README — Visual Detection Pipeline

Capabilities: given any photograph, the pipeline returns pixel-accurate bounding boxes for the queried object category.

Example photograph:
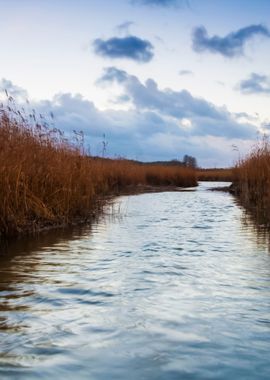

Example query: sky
[0,0,270,167]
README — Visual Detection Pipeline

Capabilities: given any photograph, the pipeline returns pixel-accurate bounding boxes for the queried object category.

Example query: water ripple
[0,182,270,379]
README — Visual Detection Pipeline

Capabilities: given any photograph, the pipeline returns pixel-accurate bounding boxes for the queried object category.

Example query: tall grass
[0,102,196,238]
[196,168,233,182]
[233,138,270,225]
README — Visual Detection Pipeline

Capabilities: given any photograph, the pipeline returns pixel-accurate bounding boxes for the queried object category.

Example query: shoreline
[113,183,198,196]
[1,184,197,242]
[208,183,235,194]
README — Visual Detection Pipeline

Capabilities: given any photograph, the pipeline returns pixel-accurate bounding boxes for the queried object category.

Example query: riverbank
[206,139,270,227]
[231,140,270,226]
[0,104,197,239]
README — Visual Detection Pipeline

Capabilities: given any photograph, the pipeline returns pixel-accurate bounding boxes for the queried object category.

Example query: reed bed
[196,168,233,182]
[0,102,196,239]
[233,139,270,225]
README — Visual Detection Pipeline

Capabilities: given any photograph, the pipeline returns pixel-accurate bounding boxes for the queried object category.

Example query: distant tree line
[182,154,197,169]
[108,154,198,168]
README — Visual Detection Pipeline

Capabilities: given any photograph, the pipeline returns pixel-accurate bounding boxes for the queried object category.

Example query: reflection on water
[236,197,270,252]
[0,182,270,380]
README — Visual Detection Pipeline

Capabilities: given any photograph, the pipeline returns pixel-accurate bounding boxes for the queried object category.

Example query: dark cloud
[238,73,270,94]
[179,70,193,76]
[31,92,173,158]
[192,24,270,57]
[2,75,258,167]
[98,66,257,140]
[132,0,188,7]
[93,36,154,62]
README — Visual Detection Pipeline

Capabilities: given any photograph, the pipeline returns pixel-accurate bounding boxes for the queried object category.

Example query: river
[0,182,270,379]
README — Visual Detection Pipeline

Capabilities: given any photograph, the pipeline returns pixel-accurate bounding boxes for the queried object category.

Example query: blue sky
[1,0,270,166]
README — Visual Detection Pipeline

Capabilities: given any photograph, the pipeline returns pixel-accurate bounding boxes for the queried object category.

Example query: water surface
[0,182,270,379]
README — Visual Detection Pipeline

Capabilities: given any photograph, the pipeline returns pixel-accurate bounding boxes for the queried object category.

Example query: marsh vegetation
[233,139,270,226]
[0,102,196,239]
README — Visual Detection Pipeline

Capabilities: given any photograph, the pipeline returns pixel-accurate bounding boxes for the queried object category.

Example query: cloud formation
[0,74,258,167]
[238,73,270,94]
[93,36,154,62]
[100,68,209,119]
[192,24,270,57]
[98,66,256,140]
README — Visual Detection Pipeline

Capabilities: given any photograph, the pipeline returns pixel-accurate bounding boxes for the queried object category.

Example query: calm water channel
[0,182,270,379]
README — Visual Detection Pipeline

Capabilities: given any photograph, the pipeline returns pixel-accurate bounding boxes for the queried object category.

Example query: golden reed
[233,138,270,225]
[0,102,196,238]
[196,168,233,182]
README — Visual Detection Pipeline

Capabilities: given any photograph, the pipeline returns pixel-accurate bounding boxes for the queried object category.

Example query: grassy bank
[0,104,196,239]
[233,139,270,225]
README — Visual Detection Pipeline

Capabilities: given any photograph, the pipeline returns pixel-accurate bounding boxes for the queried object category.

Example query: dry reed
[197,168,233,182]
[233,138,270,225]
[0,101,196,238]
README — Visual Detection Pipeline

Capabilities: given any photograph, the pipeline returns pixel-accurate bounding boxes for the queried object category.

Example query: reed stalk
[0,102,197,238]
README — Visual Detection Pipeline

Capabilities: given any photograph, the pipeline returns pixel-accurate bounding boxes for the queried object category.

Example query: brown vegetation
[0,102,196,239]
[196,168,233,182]
[233,139,270,225]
